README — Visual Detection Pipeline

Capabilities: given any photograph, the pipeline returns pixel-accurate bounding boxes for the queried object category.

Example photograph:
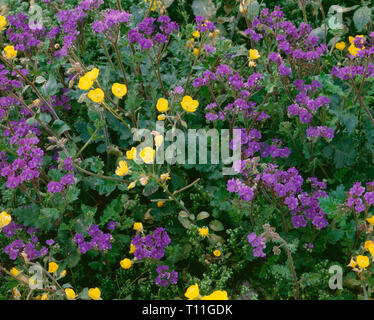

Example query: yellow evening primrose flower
[48,262,59,273]
[10,267,19,277]
[115,160,129,176]
[160,173,170,182]
[349,35,364,44]
[112,83,127,99]
[0,211,12,228]
[201,290,229,300]
[4,45,17,59]
[158,114,166,121]
[157,201,165,208]
[156,98,169,112]
[185,283,199,300]
[41,294,48,300]
[249,49,260,60]
[88,287,101,300]
[120,258,132,269]
[139,147,155,164]
[193,48,199,57]
[126,147,137,160]
[85,68,100,81]
[213,249,221,257]
[0,16,7,29]
[129,244,136,254]
[133,222,143,232]
[181,95,199,113]
[348,45,360,57]
[198,226,209,237]
[192,30,200,38]
[154,134,164,149]
[65,288,76,300]
[364,241,374,251]
[78,75,93,90]
[366,216,374,225]
[335,42,346,51]
[356,255,370,269]
[348,258,357,268]
[88,88,105,103]
[128,181,136,190]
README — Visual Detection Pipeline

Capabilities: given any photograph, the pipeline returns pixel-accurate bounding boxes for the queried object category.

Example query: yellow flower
[158,114,166,121]
[128,181,136,190]
[201,290,228,300]
[0,211,12,228]
[249,49,260,60]
[157,201,165,208]
[4,45,17,59]
[88,287,101,300]
[85,68,100,81]
[248,61,256,68]
[366,216,374,225]
[369,246,374,257]
[65,288,76,300]
[356,255,370,269]
[198,226,209,237]
[126,147,137,160]
[154,134,164,149]
[10,267,19,277]
[133,222,143,232]
[192,30,200,38]
[41,294,48,300]
[0,16,7,29]
[78,76,93,90]
[348,45,360,57]
[160,173,171,182]
[129,244,136,254]
[181,95,199,113]
[88,88,105,103]
[60,270,67,277]
[213,249,221,257]
[348,258,357,268]
[335,42,345,51]
[185,283,199,300]
[115,160,129,176]
[349,35,364,44]
[156,98,169,112]
[193,48,199,57]
[139,147,155,164]
[120,258,132,269]
[112,83,127,99]
[364,241,374,251]
[48,262,59,273]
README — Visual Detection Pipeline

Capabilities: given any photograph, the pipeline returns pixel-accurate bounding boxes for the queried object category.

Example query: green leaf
[209,219,224,231]
[197,211,210,221]
[192,0,216,20]
[353,6,371,32]
[52,120,70,136]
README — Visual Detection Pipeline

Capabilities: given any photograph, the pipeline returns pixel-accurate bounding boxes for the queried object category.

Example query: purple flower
[47,181,63,193]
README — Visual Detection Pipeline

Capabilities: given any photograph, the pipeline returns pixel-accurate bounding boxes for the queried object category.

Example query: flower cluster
[55,0,104,58]
[346,182,374,213]
[74,225,114,254]
[0,120,42,189]
[5,12,46,52]
[247,232,266,258]
[131,227,171,260]
[287,80,330,124]
[306,126,334,141]
[92,9,130,34]
[154,265,178,287]
[128,15,179,50]
[4,226,48,260]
